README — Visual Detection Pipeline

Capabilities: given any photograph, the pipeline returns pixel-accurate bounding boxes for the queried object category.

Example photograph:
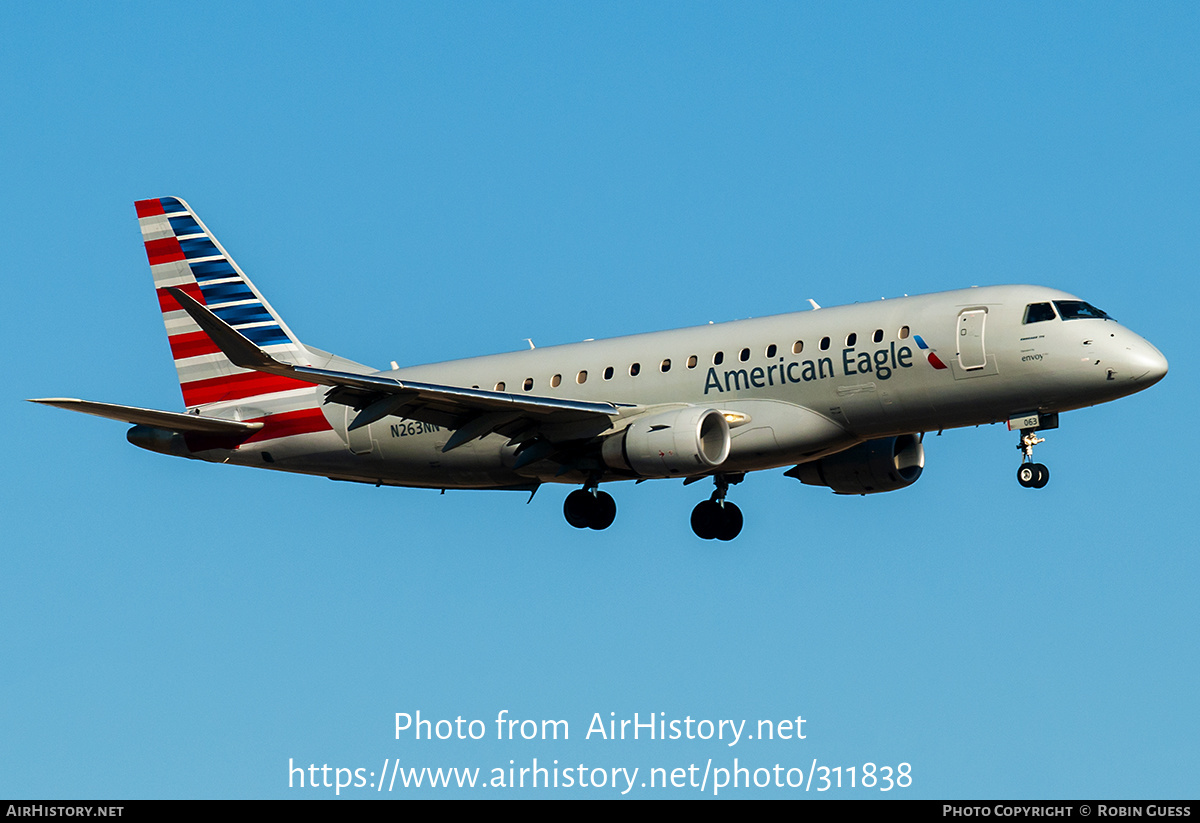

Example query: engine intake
[602,407,731,478]
[788,434,924,494]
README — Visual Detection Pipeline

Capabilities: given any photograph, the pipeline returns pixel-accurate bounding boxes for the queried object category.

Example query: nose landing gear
[1016,428,1050,489]
[691,473,744,541]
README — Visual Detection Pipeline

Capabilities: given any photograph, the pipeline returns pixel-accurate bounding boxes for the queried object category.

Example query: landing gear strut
[1016,428,1050,489]
[563,482,616,530]
[691,474,744,541]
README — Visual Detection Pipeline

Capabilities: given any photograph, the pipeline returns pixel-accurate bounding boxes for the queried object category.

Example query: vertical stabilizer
[134,196,317,411]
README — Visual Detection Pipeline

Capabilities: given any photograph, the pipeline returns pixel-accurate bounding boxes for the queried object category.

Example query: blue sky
[3,2,1198,798]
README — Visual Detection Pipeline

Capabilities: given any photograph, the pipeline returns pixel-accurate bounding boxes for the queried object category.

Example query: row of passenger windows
[482,326,914,392]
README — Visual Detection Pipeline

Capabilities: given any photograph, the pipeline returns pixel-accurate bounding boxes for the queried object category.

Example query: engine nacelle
[788,434,924,494]
[601,407,731,478]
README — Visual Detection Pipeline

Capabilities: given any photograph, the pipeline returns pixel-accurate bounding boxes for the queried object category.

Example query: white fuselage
[209,284,1166,490]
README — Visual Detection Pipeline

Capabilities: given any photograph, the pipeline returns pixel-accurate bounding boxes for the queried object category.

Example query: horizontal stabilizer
[28,398,264,435]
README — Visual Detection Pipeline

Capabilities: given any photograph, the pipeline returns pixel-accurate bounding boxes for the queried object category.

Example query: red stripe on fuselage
[181,372,317,407]
[244,408,333,443]
[181,407,332,452]
[135,198,166,218]
[145,236,185,266]
[157,283,205,313]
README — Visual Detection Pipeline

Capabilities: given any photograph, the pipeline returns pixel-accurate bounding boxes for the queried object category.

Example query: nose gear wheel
[1017,462,1049,489]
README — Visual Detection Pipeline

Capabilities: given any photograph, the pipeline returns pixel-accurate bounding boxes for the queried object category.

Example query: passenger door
[957,309,988,370]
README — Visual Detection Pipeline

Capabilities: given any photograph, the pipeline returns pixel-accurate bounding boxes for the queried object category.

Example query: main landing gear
[562,473,748,539]
[691,474,744,541]
[563,485,617,530]
[1016,428,1050,489]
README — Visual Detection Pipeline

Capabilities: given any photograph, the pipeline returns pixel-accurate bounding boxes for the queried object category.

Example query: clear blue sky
[3,2,1197,798]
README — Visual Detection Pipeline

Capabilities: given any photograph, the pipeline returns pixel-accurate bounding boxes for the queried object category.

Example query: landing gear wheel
[714,502,743,541]
[589,491,616,530]
[564,490,594,529]
[563,489,617,530]
[691,500,721,539]
[691,500,743,541]
[692,473,746,540]
[1017,463,1050,489]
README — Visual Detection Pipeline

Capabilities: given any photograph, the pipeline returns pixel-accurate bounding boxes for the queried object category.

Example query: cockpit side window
[1054,300,1112,321]
[1023,302,1057,324]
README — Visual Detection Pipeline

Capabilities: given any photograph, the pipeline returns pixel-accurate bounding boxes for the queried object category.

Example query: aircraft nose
[1127,337,1168,385]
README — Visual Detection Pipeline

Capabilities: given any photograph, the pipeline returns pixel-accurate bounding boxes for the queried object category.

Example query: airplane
[31,196,1168,540]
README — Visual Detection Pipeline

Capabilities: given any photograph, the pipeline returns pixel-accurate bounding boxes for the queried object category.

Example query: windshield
[1053,300,1112,321]
[1023,302,1057,324]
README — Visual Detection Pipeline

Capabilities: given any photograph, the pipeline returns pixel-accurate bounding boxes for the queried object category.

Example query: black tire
[1031,463,1050,489]
[563,489,595,529]
[1017,464,1036,487]
[589,491,617,530]
[691,500,721,540]
[714,502,743,541]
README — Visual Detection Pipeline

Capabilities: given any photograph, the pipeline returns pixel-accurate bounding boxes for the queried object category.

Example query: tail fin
[134,196,317,410]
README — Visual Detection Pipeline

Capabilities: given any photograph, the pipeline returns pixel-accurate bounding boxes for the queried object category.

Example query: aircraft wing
[27,398,263,435]
[165,287,634,447]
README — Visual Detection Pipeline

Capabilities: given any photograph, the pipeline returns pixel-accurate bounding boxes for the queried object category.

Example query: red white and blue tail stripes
[135,196,320,410]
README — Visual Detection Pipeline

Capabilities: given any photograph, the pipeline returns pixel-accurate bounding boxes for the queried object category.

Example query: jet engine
[787,434,924,494]
[601,407,731,478]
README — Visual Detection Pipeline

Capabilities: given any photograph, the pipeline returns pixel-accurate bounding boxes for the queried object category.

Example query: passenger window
[820,336,830,351]
[792,340,804,355]
[603,366,614,380]
[739,348,751,362]
[766,344,777,358]
[630,363,640,376]
[687,355,698,369]
[551,374,561,388]
[660,359,671,373]
[899,326,910,340]
[713,351,724,365]
[577,370,587,384]
[846,332,857,347]
[1024,303,1057,324]
[873,329,883,343]
[495,381,505,391]
[523,378,533,391]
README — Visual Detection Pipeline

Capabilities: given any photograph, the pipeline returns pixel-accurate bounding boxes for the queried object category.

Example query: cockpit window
[1023,302,1057,324]
[1054,300,1112,321]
